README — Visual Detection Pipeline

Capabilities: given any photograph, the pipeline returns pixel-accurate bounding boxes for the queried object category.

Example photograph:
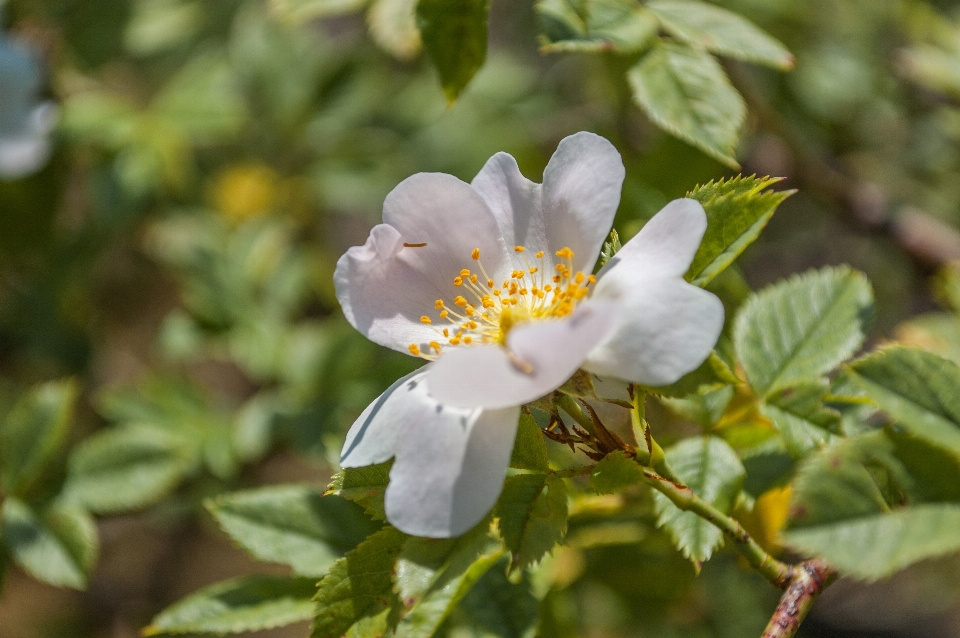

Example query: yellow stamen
[420,316,432,324]
[471,248,480,260]
[409,344,421,356]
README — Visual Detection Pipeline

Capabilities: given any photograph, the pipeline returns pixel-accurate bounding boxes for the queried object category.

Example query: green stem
[639,468,793,588]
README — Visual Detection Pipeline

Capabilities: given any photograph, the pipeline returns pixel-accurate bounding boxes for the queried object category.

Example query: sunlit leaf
[536,0,658,53]
[325,461,392,521]
[2,499,98,590]
[647,0,793,70]
[146,576,317,635]
[417,0,490,102]
[654,436,744,563]
[686,175,794,287]
[63,425,195,514]
[510,412,549,472]
[367,0,422,60]
[760,381,843,458]
[497,474,568,569]
[628,42,745,167]
[0,380,77,497]
[311,527,407,638]
[847,346,960,457]
[208,486,381,577]
[590,451,644,494]
[734,266,874,396]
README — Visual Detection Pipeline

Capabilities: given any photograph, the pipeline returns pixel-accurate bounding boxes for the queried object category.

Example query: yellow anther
[454,296,468,307]
[430,341,442,353]
[535,251,544,259]
[443,328,450,337]
[453,276,463,286]
[470,274,478,284]
[440,310,449,319]
[529,267,538,274]
[471,248,481,260]
[435,299,445,309]
[465,305,475,316]
[460,268,471,277]
[420,316,432,324]
[556,247,575,259]
[544,284,553,292]
[450,337,461,345]
[469,320,478,329]
[588,274,597,284]
[493,289,501,296]
[487,279,494,288]
[519,288,528,295]
[409,344,421,356]
[552,275,561,283]
[464,336,473,344]
[575,272,585,284]
[514,246,525,252]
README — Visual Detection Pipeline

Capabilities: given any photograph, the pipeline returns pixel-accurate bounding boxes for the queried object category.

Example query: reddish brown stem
[761,559,838,638]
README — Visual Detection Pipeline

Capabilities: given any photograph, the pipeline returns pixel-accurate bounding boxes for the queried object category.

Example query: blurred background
[2,0,960,636]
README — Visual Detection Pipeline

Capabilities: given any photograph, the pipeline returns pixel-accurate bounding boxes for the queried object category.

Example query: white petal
[542,132,625,275]
[340,369,424,468]
[471,151,547,258]
[334,224,441,352]
[383,172,513,285]
[335,172,513,354]
[386,398,520,538]
[597,198,706,282]
[427,301,621,409]
[585,277,724,385]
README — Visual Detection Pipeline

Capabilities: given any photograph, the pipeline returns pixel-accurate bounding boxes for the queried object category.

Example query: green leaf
[269,0,369,23]
[760,381,843,458]
[784,504,960,581]
[367,0,422,60]
[653,436,744,563]
[644,351,739,398]
[510,412,549,472]
[784,431,960,580]
[590,451,644,494]
[458,560,539,638]
[661,386,735,428]
[207,486,381,577]
[146,576,317,635]
[497,474,568,569]
[627,42,745,168]
[847,346,960,457]
[63,426,195,514]
[686,176,794,287]
[2,499,98,590]
[734,266,874,396]
[787,433,902,529]
[536,0,658,53]
[417,0,490,102]
[0,380,78,497]
[325,461,392,521]
[393,526,503,636]
[311,526,407,638]
[646,0,793,70]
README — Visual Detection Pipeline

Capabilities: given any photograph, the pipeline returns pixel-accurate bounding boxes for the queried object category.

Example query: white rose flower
[335,132,724,538]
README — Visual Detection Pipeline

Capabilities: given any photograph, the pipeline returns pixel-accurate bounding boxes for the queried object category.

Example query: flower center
[408,245,595,359]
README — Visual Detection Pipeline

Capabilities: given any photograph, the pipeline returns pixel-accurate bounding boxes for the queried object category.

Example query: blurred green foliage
[3,0,960,637]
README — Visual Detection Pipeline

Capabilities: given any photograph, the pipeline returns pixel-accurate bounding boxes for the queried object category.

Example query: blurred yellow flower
[737,485,793,554]
[211,164,279,222]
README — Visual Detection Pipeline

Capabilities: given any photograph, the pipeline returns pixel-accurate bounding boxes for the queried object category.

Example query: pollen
[408,244,595,359]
